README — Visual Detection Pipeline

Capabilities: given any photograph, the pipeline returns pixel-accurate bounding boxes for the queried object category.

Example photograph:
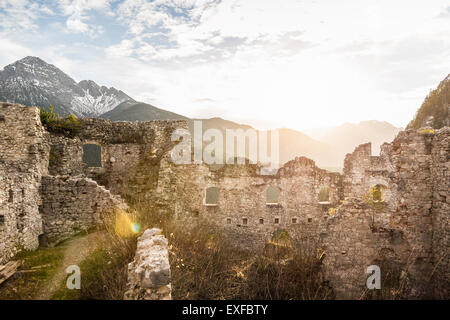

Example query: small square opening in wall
[292,218,297,224]
[259,218,264,224]
[82,144,102,168]
[0,215,5,226]
[274,218,279,224]
[242,218,248,225]
[308,218,312,223]
[226,218,232,224]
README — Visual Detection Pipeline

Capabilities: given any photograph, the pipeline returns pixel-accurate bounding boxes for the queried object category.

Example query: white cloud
[58,0,113,37]
[0,0,53,33]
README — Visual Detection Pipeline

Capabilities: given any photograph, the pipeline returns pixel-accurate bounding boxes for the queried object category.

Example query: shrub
[39,106,83,137]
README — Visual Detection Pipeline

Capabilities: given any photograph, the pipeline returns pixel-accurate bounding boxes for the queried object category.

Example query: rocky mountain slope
[0,56,133,117]
[407,74,450,130]
[100,101,187,121]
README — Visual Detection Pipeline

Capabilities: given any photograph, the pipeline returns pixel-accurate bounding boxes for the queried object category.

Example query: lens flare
[115,210,140,237]
[131,222,141,234]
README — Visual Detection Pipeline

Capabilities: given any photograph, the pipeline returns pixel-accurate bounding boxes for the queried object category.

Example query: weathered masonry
[0,102,448,299]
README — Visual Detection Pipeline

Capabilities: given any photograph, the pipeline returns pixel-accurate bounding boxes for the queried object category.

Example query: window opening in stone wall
[266,186,280,204]
[274,218,279,224]
[242,218,248,225]
[259,218,264,224]
[227,218,231,224]
[205,187,219,205]
[292,218,297,224]
[373,184,386,202]
[318,186,330,202]
[0,215,5,227]
[308,218,312,223]
[8,189,13,203]
[82,144,102,168]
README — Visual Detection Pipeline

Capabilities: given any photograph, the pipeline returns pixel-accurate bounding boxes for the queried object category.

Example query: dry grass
[128,204,333,300]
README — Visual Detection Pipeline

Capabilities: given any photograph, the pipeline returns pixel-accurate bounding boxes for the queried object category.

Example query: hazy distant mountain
[0,56,133,116]
[100,101,187,121]
[277,128,336,167]
[407,74,450,130]
[185,118,336,169]
[311,121,402,163]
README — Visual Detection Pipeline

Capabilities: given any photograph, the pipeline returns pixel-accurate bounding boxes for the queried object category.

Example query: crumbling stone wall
[47,118,184,199]
[154,155,342,249]
[430,127,449,298]
[124,228,171,300]
[0,102,448,300]
[0,103,49,264]
[39,175,127,246]
[323,128,449,299]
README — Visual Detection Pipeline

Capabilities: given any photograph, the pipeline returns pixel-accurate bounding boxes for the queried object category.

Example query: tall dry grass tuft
[77,202,333,300]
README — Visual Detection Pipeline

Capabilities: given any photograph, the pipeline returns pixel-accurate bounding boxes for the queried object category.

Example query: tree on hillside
[407,74,450,130]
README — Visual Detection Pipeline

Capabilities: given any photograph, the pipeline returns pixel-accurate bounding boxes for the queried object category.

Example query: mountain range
[0,56,403,169]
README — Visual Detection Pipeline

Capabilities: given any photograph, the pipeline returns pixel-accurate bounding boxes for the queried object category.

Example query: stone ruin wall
[0,103,131,262]
[0,102,448,299]
[0,104,49,264]
[155,155,342,249]
[124,228,171,300]
[323,128,449,299]
[39,175,127,246]
[46,117,184,199]
[430,128,449,298]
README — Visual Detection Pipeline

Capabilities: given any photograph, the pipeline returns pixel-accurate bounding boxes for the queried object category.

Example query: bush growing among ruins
[419,128,436,134]
[362,186,386,230]
[328,207,337,216]
[39,106,83,137]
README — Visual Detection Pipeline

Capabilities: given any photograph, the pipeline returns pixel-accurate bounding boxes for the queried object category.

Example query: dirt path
[35,231,107,300]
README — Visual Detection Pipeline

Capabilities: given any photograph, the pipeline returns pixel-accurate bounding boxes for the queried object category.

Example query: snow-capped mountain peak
[0,56,134,116]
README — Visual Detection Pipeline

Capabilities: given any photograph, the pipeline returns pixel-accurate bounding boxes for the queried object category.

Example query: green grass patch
[0,247,64,300]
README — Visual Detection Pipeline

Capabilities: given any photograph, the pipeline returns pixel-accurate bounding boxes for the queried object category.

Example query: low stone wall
[124,228,171,300]
[39,175,127,246]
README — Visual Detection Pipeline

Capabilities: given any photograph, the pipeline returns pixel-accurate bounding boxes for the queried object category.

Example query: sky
[0,0,449,131]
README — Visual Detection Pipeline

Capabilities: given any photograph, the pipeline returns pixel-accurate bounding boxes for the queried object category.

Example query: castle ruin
[0,102,448,299]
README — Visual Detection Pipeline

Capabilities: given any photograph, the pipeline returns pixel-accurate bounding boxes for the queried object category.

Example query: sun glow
[114,210,141,237]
